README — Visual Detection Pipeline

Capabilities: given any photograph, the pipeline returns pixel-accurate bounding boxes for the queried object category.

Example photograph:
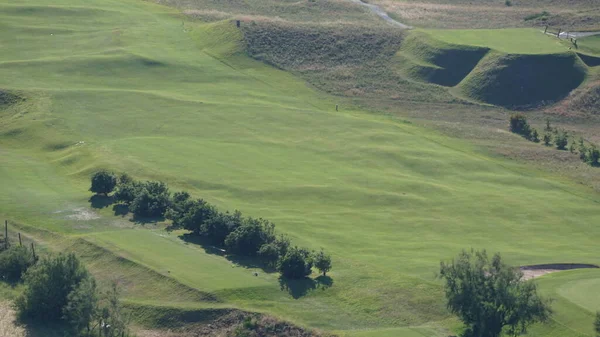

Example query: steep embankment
[458,52,587,108]
[392,32,489,87]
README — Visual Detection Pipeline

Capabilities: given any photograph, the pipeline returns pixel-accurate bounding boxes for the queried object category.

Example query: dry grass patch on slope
[0,302,24,337]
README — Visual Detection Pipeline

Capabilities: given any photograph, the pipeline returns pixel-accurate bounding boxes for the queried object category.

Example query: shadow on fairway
[179,234,277,273]
[278,277,317,299]
[112,204,129,217]
[88,194,113,209]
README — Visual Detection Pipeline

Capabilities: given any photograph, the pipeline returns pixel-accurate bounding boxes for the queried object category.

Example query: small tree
[531,129,540,143]
[588,146,600,166]
[201,210,243,246]
[313,249,332,276]
[16,253,92,323]
[0,246,35,283]
[594,311,600,337]
[439,250,551,337]
[63,277,98,334]
[569,142,576,153]
[225,217,276,256]
[555,131,568,150]
[277,247,313,279]
[97,282,130,337]
[543,132,552,146]
[90,171,117,195]
[129,181,171,218]
[545,118,552,133]
[509,114,531,139]
[113,180,141,205]
[579,138,588,161]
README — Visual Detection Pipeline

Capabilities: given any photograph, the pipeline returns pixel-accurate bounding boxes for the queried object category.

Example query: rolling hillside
[1,0,600,336]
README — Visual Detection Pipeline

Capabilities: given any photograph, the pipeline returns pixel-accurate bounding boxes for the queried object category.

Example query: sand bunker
[520,263,599,280]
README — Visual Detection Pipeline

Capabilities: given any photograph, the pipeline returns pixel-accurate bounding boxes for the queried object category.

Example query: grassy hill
[2,0,600,336]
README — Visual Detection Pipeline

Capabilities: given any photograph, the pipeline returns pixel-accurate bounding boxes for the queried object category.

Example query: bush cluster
[509,115,600,166]
[0,246,35,284]
[90,173,333,279]
[12,252,131,337]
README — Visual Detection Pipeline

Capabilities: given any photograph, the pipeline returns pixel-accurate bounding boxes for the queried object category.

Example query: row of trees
[509,114,600,166]
[90,171,332,279]
[0,244,130,336]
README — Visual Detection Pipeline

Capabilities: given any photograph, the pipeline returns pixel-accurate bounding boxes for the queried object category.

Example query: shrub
[97,282,131,337]
[531,129,540,143]
[313,249,332,276]
[509,113,531,139]
[202,210,243,246]
[16,253,92,323]
[166,194,216,234]
[63,276,98,333]
[277,247,313,279]
[439,250,551,337]
[595,311,600,337]
[114,180,141,205]
[130,181,171,218]
[90,170,117,195]
[258,235,290,268]
[555,131,568,150]
[0,246,35,283]
[588,146,600,166]
[579,138,588,161]
[543,132,552,146]
[225,217,276,256]
[505,0,512,6]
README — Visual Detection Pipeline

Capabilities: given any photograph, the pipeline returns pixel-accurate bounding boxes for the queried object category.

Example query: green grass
[423,28,569,54]
[1,0,600,336]
[578,35,600,58]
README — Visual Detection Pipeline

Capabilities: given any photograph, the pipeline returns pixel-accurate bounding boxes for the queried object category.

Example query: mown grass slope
[1,0,600,336]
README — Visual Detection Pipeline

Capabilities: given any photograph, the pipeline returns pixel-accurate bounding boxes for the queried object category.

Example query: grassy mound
[393,32,489,86]
[568,82,600,114]
[458,52,587,108]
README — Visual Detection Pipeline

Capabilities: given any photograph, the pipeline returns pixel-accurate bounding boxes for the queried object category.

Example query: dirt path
[349,0,412,29]
[520,263,598,280]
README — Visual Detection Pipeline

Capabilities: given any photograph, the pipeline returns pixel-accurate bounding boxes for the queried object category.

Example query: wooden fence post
[18,233,22,246]
[4,220,7,249]
[236,20,241,28]
[544,25,548,34]
[557,28,561,38]
[31,242,36,261]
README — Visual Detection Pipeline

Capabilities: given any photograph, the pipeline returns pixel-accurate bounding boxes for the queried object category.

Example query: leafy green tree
[130,181,171,218]
[16,253,92,323]
[0,246,35,283]
[258,235,291,268]
[555,131,568,150]
[313,249,332,276]
[90,170,117,195]
[166,194,216,234]
[544,118,552,133]
[579,138,588,161]
[225,217,276,256]
[277,247,313,279]
[439,250,551,337]
[594,312,600,337]
[202,210,243,246]
[63,277,98,334]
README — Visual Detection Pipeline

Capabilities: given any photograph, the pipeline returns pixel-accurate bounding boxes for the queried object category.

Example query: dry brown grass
[0,302,24,337]
[372,0,600,29]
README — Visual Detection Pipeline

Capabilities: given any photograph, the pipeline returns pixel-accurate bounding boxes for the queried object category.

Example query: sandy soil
[520,263,599,280]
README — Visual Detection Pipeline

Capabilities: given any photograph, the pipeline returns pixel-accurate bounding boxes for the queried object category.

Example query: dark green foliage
[90,170,117,195]
[0,246,35,283]
[130,181,171,218]
[509,113,532,139]
[569,142,576,153]
[258,235,290,268]
[166,193,216,234]
[63,277,98,334]
[555,130,568,150]
[543,132,552,146]
[531,129,540,143]
[16,253,92,322]
[439,250,551,337]
[545,119,553,133]
[277,247,313,279]
[505,0,512,6]
[594,311,600,337]
[579,138,588,161]
[202,210,244,246]
[114,180,141,205]
[588,146,600,166]
[225,218,276,256]
[313,249,332,276]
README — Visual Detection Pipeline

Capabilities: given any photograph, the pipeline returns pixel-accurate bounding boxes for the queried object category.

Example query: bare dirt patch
[0,302,25,337]
[520,263,599,280]
[65,207,100,221]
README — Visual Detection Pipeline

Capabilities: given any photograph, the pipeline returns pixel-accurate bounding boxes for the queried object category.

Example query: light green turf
[423,28,569,54]
[1,0,600,335]
[578,35,600,56]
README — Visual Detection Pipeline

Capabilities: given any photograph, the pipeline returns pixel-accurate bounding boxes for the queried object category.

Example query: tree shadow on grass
[179,234,276,273]
[112,204,129,217]
[88,194,113,209]
[278,277,316,299]
[131,214,165,226]
[315,275,334,290]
